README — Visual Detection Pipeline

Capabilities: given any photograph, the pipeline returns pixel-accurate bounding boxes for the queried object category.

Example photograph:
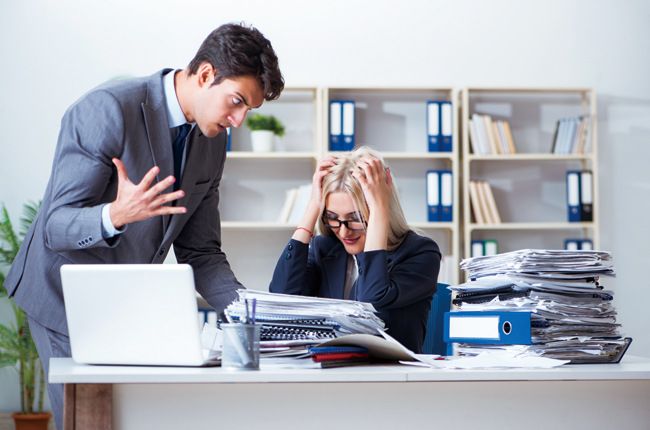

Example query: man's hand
[109,158,186,229]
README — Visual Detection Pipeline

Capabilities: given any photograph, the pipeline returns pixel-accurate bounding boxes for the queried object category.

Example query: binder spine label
[441,101,452,152]
[342,101,355,151]
[427,101,440,152]
[330,101,342,151]
[427,170,440,222]
[567,171,581,222]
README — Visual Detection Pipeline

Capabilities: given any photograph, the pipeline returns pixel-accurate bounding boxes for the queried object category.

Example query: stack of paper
[449,249,630,364]
[225,290,385,337]
[459,249,614,280]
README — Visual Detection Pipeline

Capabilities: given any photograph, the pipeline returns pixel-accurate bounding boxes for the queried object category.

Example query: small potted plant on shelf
[245,113,285,152]
[0,201,51,430]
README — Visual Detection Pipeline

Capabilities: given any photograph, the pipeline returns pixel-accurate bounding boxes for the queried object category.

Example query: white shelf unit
[323,87,461,285]
[219,87,321,290]
[461,87,599,263]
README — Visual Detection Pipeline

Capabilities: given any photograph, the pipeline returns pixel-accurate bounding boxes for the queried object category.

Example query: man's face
[192,71,264,138]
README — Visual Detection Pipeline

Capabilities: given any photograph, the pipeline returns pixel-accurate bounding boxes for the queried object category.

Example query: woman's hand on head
[307,156,337,212]
[353,156,392,213]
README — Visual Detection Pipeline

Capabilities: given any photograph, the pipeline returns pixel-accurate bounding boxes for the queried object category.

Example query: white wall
[2,0,650,410]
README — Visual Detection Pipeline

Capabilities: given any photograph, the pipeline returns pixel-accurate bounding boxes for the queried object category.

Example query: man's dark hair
[188,23,284,101]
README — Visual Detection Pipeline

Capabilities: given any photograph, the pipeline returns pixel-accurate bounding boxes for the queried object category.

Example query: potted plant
[0,201,51,430]
[245,113,285,152]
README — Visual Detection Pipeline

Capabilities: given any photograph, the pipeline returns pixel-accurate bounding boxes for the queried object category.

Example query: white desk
[50,356,650,430]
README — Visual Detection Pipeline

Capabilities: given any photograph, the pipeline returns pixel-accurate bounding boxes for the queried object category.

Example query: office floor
[0,412,55,430]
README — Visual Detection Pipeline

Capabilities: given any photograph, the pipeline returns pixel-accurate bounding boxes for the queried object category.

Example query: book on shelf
[565,238,593,251]
[277,188,299,223]
[427,101,453,152]
[329,100,356,151]
[426,170,453,222]
[551,115,591,154]
[566,170,593,223]
[437,255,455,286]
[198,309,219,330]
[427,101,440,152]
[471,239,498,257]
[469,113,516,155]
[469,180,501,225]
[277,184,311,224]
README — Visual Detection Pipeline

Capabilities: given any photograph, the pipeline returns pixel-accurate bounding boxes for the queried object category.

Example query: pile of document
[449,249,631,364]
[225,289,385,338]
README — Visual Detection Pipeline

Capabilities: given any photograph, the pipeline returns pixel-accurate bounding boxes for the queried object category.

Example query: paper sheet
[401,352,569,369]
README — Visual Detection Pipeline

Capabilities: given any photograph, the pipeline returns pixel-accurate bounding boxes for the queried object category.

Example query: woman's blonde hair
[317,146,412,251]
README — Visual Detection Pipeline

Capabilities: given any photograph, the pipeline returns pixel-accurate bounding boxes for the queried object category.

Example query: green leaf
[19,200,41,239]
[0,204,19,266]
[245,114,286,137]
[0,271,7,298]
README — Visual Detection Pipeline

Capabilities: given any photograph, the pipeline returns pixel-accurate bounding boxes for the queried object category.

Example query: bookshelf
[322,87,460,285]
[216,86,461,289]
[219,87,321,289]
[461,87,599,264]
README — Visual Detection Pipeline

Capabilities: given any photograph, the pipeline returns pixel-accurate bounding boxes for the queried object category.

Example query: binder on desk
[567,170,581,222]
[580,170,593,222]
[427,101,440,152]
[329,101,342,151]
[444,311,533,345]
[440,101,453,152]
[426,170,440,221]
[440,170,453,222]
[341,100,356,151]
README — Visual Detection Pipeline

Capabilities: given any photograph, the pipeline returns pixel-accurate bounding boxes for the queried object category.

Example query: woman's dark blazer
[269,231,441,353]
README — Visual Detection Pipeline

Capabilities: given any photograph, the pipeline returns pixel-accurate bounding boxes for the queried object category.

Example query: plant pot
[250,130,274,152]
[11,412,52,430]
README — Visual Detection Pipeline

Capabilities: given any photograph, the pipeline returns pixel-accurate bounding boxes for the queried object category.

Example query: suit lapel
[141,70,174,232]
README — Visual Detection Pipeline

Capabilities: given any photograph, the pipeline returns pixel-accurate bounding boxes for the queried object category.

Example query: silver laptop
[61,264,217,366]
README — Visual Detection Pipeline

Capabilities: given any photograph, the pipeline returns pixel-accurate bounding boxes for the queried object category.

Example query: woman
[269,147,441,353]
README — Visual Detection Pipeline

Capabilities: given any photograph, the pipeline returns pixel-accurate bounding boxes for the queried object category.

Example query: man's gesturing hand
[109,158,186,229]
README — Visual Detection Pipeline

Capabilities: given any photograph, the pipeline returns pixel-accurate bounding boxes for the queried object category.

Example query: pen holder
[222,324,261,370]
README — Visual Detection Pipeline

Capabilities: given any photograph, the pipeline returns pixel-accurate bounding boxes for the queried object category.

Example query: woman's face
[324,191,367,255]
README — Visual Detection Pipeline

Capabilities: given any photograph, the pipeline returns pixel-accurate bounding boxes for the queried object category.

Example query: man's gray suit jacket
[5,69,242,335]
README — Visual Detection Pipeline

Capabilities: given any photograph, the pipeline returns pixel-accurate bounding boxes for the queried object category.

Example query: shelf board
[410,222,455,229]
[222,222,299,230]
[223,221,456,231]
[226,151,318,160]
[326,151,454,160]
[466,154,594,161]
[327,86,454,93]
[468,222,596,231]
[465,87,593,94]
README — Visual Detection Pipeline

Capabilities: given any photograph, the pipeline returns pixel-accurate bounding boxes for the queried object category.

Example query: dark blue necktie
[172,124,191,191]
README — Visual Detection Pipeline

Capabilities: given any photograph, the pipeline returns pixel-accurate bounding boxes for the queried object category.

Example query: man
[4,23,283,430]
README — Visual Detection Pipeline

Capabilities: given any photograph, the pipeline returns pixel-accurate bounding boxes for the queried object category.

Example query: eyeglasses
[321,216,367,231]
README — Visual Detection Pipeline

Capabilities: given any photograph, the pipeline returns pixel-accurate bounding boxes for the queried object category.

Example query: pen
[245,299,250,325]
[251,298,256,325]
